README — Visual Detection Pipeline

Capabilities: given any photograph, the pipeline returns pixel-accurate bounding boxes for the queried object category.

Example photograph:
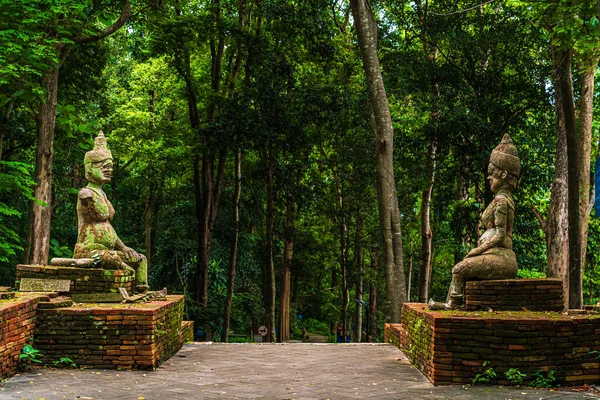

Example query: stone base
[35,295,185,370]
[386,303,600,386]
[17,264,133,296]
[465,278,564,311]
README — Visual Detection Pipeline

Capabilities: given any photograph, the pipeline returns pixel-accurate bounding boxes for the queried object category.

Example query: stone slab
[71,292,124,303]
[16,264,134,296]
[19,278,71,292]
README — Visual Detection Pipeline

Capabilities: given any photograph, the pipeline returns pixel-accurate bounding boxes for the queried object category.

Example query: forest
[2,0,600,343]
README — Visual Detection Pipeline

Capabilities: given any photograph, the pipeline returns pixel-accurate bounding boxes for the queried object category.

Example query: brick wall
[17,265,133,295]
[388,303,600,386]
[0,294,49,378]
[35,295,184,370]
[465,279,563,311]
[182,321,194,343]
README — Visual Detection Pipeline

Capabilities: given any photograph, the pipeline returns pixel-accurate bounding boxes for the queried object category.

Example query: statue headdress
[490,134,520,177]
[84,131,112,164]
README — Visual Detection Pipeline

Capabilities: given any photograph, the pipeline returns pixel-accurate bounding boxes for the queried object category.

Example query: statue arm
[465,197,508,258]
[115,237,142,263]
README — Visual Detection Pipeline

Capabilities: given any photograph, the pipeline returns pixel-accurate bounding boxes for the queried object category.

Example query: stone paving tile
[0,343,598,400]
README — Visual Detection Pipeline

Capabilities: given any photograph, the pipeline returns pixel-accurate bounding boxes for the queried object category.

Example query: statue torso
[478,192,514,250]
[74,187,118,257]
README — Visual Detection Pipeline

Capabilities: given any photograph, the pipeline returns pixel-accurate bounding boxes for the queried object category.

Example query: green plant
[472,361,496,385]
[504,368,526,385]
[53,357,76,368]
[19,344,43,370]
[531,369,557,388]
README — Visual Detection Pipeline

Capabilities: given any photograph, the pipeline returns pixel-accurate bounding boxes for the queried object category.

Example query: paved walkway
[0,343,598,400]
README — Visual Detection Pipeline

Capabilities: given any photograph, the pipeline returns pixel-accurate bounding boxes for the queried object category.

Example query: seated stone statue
[430,134,520,310]
[72,131,149,293]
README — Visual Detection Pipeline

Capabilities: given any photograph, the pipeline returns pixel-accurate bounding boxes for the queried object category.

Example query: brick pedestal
[465,278,563,311]
[387,303,600,386]
[17,264,134,295]
[35,295,185,370]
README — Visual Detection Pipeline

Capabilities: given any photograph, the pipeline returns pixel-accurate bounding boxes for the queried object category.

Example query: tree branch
[529,203,547,234]
[72,0,131,44]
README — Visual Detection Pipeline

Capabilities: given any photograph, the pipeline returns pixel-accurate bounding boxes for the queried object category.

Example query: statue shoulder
[78,188,95,200]
[494,193,515,210]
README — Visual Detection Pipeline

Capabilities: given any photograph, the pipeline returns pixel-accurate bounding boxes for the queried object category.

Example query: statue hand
[122,247,142,263]
[465,248,483,258]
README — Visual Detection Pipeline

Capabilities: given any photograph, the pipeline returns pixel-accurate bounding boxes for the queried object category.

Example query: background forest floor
[0,343,597,399]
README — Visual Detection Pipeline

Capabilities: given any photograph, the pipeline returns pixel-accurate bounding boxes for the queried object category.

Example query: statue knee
[452,261,467,276]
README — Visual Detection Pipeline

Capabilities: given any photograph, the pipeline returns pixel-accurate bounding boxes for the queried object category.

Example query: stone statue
[70,131,148,293]
[430,134,520,310]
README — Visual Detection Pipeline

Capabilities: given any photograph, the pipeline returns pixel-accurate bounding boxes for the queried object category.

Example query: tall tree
[25,0,131,264]
[222,149,241,342]
[525,0,600,308]
[350,0,407,321]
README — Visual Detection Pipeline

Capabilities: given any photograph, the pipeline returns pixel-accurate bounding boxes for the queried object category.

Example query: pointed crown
[490,134,520,177]
[84,131,112,164]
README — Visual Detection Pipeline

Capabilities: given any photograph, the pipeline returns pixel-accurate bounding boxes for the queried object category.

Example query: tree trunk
[369,247,378,342]
[418,139,436,303]
[144,185,157,272]
[353,212,364,342]
[415,0,438,305]
[350,0,406,322]
[25,68,59,264]
[338,186,349,339]
[264,141,276,343]
[552,48,581,309]
[279,194,294,342]
[576,57,598,281]
[222,149,241,342]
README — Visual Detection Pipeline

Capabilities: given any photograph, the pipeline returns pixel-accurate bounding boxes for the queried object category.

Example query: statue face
[86,158,113,184]
[487,162,508,194]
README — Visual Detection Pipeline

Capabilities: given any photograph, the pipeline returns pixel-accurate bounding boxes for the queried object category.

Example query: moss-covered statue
[430,134,520,310]
[72,131,148,293]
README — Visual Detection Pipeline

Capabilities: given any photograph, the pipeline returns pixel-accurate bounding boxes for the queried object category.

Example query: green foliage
[531,369,557,388]
[504,368,526,385]
[52,357,76,368]
[472,361,496,385]
[19,344,43,370]
[0,161,35,267]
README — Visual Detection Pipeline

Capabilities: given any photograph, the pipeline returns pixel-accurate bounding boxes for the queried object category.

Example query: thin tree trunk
[407,238,413,301]
[265,141,276,343]
[26,68,59,264]
[339,187,349,339]
[415,0,438,305]
[418,139,436,303]
[279,194,294,342]
[353,212,364,343]
[350,0,406,322]
[192,0,227,307]
[144,185,155,272]
[369,247,378,341]
[222,149,241,342]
